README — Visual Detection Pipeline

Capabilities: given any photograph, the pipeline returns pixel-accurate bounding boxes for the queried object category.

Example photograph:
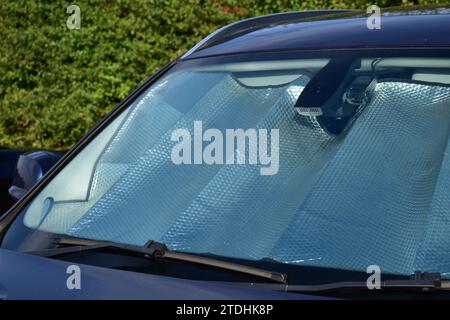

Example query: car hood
[0,248,328,300]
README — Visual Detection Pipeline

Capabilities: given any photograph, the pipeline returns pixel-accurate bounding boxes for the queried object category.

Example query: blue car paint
[0,248,328,300]
[187,14,450,59]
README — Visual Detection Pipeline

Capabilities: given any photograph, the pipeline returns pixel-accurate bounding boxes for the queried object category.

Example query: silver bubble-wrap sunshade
[40,74,450,277]
[270,80,450,275]
[66,73,296,240]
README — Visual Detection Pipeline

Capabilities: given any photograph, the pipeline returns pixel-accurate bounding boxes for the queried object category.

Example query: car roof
[183,6,450,59]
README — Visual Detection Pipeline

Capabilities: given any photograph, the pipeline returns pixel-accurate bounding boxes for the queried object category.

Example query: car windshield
[4,50,450,279]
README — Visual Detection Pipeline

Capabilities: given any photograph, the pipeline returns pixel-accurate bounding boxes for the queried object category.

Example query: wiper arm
[231,271,450,293]
[27,236,287,284]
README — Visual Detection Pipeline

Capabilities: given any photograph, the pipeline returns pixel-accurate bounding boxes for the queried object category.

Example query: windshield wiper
[26,236,287,284]
[229,271,450,293]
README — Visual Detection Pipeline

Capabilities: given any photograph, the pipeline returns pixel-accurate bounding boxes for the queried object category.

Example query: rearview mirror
[8,151,63,201]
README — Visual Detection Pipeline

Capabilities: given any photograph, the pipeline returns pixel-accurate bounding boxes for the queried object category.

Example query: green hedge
[0,0,444,150]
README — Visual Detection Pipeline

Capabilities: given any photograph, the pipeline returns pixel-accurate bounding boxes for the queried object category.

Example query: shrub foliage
[0,0,443,149]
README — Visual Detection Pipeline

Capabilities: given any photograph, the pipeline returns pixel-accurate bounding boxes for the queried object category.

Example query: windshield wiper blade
[230,271,450,293]
[27,236,287,284]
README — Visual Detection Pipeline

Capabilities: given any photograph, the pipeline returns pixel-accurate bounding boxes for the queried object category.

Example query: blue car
[2,6,450,300]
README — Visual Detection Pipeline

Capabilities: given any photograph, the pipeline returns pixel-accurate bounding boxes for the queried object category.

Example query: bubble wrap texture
[67,73,288,241]
[40,77,450,277]
[159,77,339,259]
[270,81,450,275]
[414,136,450,276]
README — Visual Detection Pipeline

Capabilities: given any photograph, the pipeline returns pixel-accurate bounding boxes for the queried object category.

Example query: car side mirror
[8,151,64,201]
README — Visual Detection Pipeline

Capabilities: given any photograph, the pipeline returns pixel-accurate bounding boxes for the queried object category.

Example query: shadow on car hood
[0,248,328,300]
